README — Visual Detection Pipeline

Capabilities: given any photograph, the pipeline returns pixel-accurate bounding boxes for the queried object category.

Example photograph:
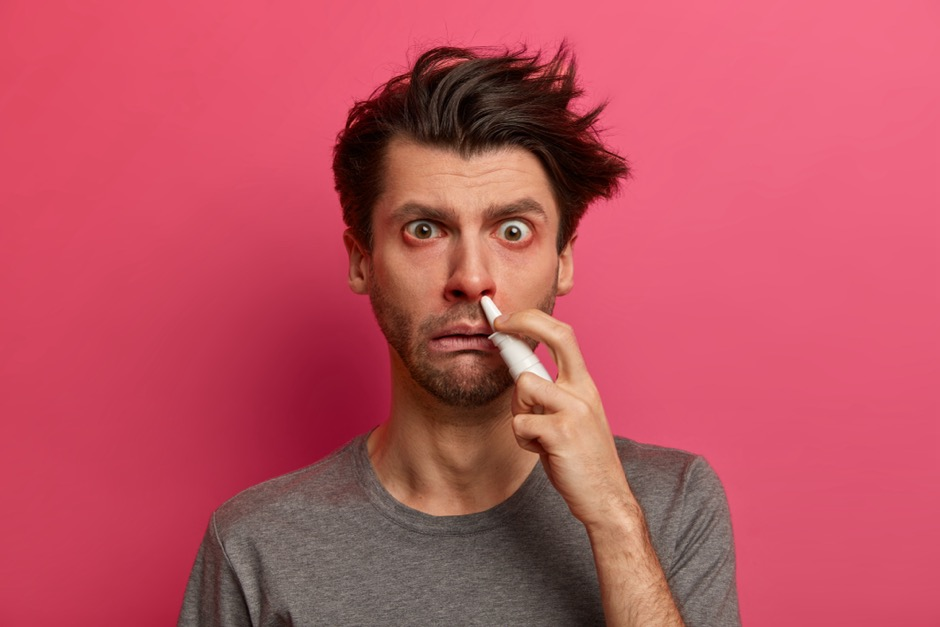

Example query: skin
[344,138,684,626]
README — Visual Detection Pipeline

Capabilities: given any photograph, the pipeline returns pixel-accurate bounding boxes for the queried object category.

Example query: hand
[496,309,686,626]
[493,308,638,530]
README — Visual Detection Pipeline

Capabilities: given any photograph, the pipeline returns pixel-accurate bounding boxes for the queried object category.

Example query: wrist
[582,491,648,544]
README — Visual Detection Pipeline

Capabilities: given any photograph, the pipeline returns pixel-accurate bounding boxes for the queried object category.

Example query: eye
[404,220,442,240]
[497,220,532,243]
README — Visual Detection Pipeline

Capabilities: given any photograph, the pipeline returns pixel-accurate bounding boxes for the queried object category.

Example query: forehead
[375,138,560,225]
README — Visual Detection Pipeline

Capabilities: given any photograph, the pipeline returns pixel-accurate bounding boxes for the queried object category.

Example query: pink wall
[1,0,937,624]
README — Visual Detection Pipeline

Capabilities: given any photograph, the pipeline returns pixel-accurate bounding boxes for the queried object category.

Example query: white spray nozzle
[479,296,552,382]
[480,295,503,331]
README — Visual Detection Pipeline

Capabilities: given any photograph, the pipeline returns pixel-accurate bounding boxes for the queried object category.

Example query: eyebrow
[484,198,548,222]
[389,198,549,224]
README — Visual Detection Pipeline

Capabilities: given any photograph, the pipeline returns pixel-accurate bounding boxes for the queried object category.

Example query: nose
[444,237,495,303]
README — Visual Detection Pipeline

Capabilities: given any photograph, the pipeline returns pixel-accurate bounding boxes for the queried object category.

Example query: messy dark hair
[332,43,629,251]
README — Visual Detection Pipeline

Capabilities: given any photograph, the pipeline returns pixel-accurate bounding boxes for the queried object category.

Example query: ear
[557,234,575,296]
[343,229,371,295]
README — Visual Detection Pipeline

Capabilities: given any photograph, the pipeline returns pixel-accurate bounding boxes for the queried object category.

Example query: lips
[429,324,495,352]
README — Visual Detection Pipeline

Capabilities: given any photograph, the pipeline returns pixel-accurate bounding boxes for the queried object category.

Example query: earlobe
[557,235,576,296]
[343,229,371,295]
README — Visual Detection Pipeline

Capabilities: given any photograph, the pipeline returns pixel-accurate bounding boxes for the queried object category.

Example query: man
[179,44,740,626]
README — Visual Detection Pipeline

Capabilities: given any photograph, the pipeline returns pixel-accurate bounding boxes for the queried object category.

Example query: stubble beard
[368,278,558,409]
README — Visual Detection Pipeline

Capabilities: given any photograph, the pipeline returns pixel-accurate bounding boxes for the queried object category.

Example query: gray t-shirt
[179,436,739,626]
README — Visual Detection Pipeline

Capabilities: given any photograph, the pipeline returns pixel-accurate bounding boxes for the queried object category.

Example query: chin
[414,360,513,408]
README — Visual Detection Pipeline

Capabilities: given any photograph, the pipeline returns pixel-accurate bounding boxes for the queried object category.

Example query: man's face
[345,138,574,408]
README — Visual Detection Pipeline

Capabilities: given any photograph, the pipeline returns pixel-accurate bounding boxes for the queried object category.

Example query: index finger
[493,309,590,385]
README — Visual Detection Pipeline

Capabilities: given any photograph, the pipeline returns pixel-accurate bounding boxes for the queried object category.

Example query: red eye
[498,220,532,242]
[405,220,441,239]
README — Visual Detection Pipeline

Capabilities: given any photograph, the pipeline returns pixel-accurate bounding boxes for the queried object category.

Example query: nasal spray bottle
[480,296,552,382]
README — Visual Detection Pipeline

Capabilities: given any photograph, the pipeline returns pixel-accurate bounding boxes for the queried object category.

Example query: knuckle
[555,416,576,440]
[550,321,575,345]
[571,398,593,420]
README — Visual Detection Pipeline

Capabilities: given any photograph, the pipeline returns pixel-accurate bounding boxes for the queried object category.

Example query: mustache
[418,302,489,335]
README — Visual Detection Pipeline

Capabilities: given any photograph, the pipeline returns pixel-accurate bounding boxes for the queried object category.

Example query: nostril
[443,261,497,302]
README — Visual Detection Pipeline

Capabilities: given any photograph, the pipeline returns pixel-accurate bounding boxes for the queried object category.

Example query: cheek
[371,252,438,299]
[492,244,557,274]
[493,255,559,301]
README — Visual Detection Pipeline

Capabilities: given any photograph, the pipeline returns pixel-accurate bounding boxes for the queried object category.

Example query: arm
[177,514,253,627]
[494,309,684,627]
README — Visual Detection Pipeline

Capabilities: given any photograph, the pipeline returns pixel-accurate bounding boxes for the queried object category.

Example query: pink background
[1,0,937,624]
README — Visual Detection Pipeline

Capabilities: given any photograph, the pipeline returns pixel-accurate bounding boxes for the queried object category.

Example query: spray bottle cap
[480,296,502,331]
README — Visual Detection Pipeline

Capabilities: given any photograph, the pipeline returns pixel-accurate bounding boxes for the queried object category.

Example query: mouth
[429,325,496,352]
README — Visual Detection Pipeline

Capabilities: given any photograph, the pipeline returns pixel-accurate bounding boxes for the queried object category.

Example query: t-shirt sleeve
[667,456,741,627]
[177,514,253,627]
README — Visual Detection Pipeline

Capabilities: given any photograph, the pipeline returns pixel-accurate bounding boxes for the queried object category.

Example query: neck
[367,357,538,516]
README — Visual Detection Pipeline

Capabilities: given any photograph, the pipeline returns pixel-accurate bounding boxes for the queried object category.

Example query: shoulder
[613,436,730,530]
[211,437,366,541]
[614,436,714,488]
